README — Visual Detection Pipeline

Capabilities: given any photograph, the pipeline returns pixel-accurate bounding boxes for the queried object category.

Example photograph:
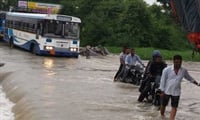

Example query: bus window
[26,23,29,31]
[64,22,79,38]
[10,21,13,28]
[42,20,79,38]
[14,21,17,29]
[36,24,40,39]
[47,21,55,33]
[32,24,35,33]
[23,22,26,31]
[55,23,62,35]
[5,20,9,27]
[43,20,63,37]
[19,22,23,30]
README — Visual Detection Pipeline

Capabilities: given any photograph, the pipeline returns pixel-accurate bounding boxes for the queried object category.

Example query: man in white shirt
[159,55,200,120]
[114,46,128,81]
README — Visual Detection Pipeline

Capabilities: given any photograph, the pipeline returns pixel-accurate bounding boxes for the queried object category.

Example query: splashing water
[0,85,14,120]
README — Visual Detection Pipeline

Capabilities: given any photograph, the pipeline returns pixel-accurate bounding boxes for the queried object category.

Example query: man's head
[173,55,182,69]
[152,50,162,62]
[131,48,135,56]
[152,50,161,58]
[125,48,131,54]
[122,46,128,53]
[154,55,162,63]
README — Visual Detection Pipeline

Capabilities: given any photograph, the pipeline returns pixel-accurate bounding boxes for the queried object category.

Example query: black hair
[123,46,127,49]
[173,55,182,61]
[122,46,129,53]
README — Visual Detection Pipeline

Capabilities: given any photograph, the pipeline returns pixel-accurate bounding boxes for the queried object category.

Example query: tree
[0,0,17,11]
[2,0,190,50]
[149,4,189,50]
[115,0,153,47]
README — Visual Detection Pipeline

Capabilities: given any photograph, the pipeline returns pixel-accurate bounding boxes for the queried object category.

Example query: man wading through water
[159,55,200,120]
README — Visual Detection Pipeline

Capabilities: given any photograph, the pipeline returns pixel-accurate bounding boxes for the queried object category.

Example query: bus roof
[6,12,81,23]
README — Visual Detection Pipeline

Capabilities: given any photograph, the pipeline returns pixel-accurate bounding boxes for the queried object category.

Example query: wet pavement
[0,42,200,120]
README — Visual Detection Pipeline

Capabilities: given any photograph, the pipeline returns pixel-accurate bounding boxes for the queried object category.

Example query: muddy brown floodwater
[0,42,200,120]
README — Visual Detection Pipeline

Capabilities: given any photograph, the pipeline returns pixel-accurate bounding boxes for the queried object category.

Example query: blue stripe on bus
[40,50,79,57]
[4,29,79,57]
[8,29,13,36]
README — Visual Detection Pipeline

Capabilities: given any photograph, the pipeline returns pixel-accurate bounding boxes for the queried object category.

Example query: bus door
[36,22,42,39]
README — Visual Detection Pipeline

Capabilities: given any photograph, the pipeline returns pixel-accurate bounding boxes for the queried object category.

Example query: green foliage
[107,46,200,61]
[148,5,190,50]
[1,0,191,51]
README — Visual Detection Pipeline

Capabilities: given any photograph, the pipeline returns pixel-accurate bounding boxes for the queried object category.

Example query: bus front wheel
[30,44,37,55]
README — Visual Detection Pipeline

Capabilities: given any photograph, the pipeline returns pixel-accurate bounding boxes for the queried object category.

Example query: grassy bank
[107,47,200,62]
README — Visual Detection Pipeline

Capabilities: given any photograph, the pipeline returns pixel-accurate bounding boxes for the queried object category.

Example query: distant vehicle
[3,12,81,58]
[0,11,6,39]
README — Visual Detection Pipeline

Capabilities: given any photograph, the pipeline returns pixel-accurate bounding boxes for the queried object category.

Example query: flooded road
[0,42,200,120]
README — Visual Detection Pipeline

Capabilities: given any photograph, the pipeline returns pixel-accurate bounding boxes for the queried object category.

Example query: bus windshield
[43,20,80,39]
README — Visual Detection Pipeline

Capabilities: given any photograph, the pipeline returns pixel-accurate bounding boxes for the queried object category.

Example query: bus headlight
[44,46,54,50]
[70,47,78,52]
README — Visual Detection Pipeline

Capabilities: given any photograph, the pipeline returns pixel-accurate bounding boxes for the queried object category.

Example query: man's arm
[184,69,200,86]
[124,55,130,69]
[120,57,124,64]
[144,60,152,74]
[119,53,124,64]
[136,55,145,67]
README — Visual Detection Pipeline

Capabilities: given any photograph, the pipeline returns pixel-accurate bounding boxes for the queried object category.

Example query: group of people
[113,47,145,82]
[114,47,200,120]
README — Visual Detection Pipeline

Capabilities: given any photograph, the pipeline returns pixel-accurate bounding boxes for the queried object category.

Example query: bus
[0,11,6,39]
[3,12,81,57]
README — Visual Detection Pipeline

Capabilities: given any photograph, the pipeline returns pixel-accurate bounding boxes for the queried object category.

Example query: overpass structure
[168,0,200,56]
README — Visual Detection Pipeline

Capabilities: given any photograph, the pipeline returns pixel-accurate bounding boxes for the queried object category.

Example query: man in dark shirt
[138,50,166,102]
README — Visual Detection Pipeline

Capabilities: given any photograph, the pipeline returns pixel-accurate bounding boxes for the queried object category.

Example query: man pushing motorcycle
[138,50,166,104]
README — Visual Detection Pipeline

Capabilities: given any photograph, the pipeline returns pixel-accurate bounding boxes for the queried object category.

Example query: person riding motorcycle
[121,48,145,83]
[138,50,167,104]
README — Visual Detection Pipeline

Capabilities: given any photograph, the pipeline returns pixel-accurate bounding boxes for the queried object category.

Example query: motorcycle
[138,75,161,106]
[123,64,144,85]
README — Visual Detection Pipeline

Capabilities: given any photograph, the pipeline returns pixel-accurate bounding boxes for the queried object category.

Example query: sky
[144,0,157,5]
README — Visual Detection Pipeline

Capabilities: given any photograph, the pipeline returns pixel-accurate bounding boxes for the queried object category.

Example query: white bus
[3,12,81,57]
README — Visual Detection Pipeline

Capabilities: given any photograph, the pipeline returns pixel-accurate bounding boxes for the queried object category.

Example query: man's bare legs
[169,107,177,120]
[160,105,166,118]
[160,105,177,120]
